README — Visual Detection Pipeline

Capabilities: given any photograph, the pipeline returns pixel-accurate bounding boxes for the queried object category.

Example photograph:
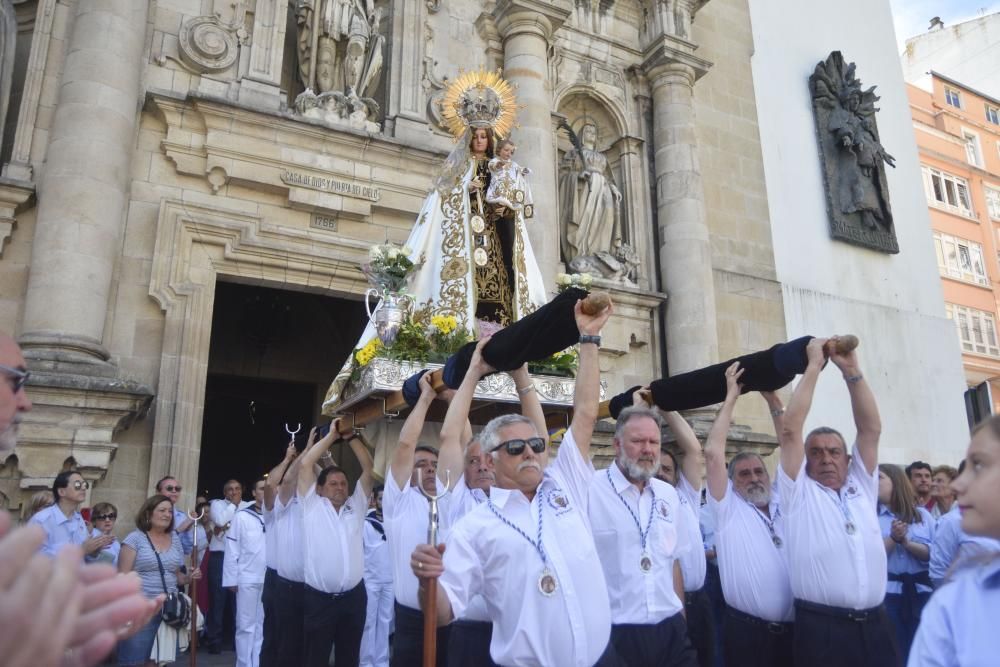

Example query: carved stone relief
[810,51,898,254]
[178,15,244,73]
[292,0,387,130]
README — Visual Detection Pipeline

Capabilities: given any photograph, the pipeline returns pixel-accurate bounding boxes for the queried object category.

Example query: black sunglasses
[493,437,547,457]
[93,513,117,521]
[0,364,29,393]
[163,485,182,493]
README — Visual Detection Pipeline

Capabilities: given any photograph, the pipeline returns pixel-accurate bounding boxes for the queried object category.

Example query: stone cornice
[493,0,572,42]
[0,177,34,256]
[642,37,713,83]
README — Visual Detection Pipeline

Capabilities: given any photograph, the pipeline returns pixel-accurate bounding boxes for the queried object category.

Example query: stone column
[19,0,149,365]
[493,0,571,287]
[644,55,717,374]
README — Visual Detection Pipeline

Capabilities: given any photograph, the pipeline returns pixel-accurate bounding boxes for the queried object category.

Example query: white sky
[890,0,1000,49]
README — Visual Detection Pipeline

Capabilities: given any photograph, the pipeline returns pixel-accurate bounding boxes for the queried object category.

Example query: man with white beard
[589,404,697,666]
[704,363,794,667]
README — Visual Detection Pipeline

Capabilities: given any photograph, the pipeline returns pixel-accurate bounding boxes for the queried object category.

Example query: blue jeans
[117,615,161,666]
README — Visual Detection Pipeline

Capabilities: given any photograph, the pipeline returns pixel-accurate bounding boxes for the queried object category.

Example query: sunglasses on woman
[492,437,547,456]
[93,513,117,521]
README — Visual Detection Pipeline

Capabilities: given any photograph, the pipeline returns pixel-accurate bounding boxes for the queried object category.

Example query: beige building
[0,0,967,519]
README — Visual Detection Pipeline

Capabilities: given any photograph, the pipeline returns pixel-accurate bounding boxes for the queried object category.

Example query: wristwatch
[579,334,602,347]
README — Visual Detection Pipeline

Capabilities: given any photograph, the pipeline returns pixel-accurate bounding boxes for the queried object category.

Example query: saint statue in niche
[558,118,624,264]
[810,51,898,254]
[293,0,385,124]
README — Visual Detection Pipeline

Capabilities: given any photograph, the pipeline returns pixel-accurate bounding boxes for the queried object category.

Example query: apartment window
[987,186,1000,220]
[946,304,1000,356]
[945,87,962,108]
[923,167,974,216]
[987,104,1000,125]
[964,130,984,167]
[934,233,989,285]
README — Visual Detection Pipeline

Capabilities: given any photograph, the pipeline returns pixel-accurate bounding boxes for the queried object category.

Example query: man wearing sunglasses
[412,297,617,667]
[435,357,550,666]
[155,475,196,555]
[0,333,31,454]
[30,469,114,558]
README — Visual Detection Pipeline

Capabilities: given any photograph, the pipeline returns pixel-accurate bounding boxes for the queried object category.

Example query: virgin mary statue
[324,69,547,409]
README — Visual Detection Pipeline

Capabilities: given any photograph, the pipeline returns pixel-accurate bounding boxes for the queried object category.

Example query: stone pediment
[147,93,448,223]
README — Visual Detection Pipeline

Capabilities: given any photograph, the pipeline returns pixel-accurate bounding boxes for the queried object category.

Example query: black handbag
[144,532,190,629]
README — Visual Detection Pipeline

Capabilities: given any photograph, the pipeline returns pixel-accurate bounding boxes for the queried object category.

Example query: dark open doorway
[197,280,367,500]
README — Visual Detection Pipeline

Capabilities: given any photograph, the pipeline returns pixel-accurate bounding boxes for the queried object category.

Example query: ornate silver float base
[335,358,605,414]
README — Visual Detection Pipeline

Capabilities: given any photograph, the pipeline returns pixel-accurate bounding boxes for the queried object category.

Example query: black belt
[794,598,882,623]
[305,579,363,599]
[726,606,793,635]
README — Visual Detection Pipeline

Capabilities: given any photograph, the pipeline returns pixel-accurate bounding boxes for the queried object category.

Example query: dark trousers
[274,574,305,667]
[206,551,235,647]
[685,587,717,667]
[609,613,698,667]
[884,591,930,664]
[447,620,496,667]
[304,580,367,667]
[723,606,794,667]
[259,567,278,667]
[391,602,450,667]
[704,562,726,667]
[794,599,901,667]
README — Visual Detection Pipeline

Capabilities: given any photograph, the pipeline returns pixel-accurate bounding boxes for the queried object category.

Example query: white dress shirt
[363,510,393,585]
[676,474,707,592]
[589,462,685,625]
[223,505,267,586]
[709,480,793,622]
[383,468,452,610]
[445,475,491,622]
[778,444,887,610]
[209,499,251,552]
[302,481,368,593]
[273,495,305,583]
[439,429,611,667]
[262,503,279,571]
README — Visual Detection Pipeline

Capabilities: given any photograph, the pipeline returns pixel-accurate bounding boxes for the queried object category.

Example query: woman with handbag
[118,494,202,666]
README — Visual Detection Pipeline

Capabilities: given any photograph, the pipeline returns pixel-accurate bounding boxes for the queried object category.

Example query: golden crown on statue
[439,67,520,140]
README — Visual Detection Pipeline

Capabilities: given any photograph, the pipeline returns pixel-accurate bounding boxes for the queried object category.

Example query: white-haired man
[704,363,793,666]
[589,402,697,666]
[412,299,618,667]
[779,337,898,667]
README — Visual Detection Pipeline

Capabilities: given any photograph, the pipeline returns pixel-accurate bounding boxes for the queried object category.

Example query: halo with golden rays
[439,67,519,140]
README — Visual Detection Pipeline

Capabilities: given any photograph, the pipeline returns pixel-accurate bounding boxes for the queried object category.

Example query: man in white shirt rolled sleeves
[412,298,620,667]
[224,478,268,667]
[297,424,374,667]
[207,479,251,653]
[590,402,697,666]
[384,371,467,667]
[704,363,794,667]
[779,336,899,667]
[436,359,550,667]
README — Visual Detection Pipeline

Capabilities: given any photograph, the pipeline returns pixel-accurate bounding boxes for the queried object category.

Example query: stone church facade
[0,0,796,516]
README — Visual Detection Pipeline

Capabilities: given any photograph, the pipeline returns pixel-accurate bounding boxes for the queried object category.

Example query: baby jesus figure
[486,139,534,219]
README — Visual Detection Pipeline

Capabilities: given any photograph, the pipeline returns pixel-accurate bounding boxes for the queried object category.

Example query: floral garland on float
[352,242,586,379]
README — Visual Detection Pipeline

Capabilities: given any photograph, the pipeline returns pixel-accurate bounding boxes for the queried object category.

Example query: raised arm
[297,419,342,497]
[392,374,437,490]
[828,338,880,474]
[761,391,785,442]
[278,430,312,506]
[780,337,827,480]
[705,362,744,502]
[265,440,298,510]
[511,363,548,445]
[439,344,492,488]
[348,434,375,497]
[663,410,703,492]
[570,298,613,456]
